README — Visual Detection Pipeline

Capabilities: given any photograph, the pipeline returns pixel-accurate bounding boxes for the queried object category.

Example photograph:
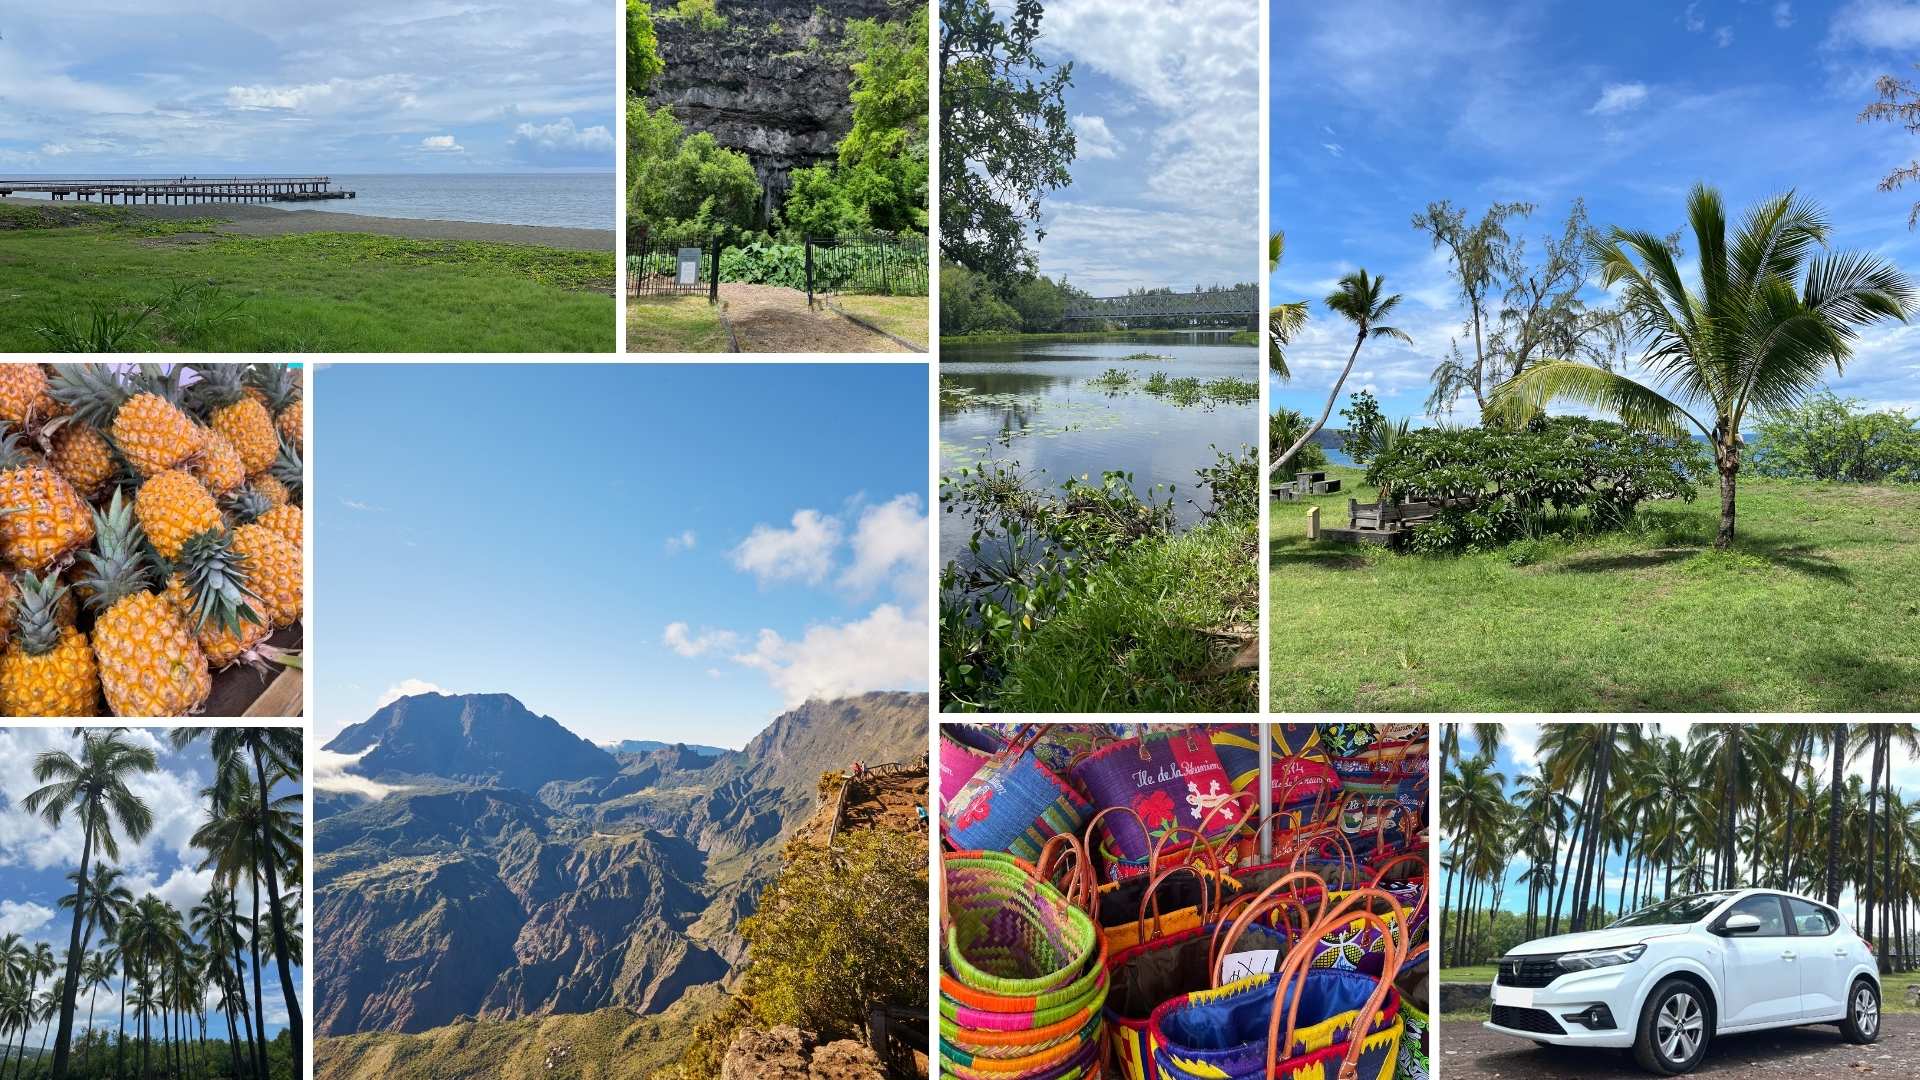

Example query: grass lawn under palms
[1270,465,1920,711]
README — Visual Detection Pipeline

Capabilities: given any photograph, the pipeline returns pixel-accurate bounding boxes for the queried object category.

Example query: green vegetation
[1441,724,1920,987]
[1272,268,1410,476]
[627,0,664,94]
[627,98,762,242]
[0,218,613,352]
[1272,469,1920,710]
[658,0,726,32]
[1754,392,1920,483]
[942,447,1258,712]
[627,294,729,352]
[782,7,929,236]
[829,294,928,347]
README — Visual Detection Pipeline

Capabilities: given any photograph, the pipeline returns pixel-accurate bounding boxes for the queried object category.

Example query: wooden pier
[0,176,355,205]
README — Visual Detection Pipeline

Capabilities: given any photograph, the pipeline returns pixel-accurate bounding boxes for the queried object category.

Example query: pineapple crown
[9,572,68,657]
[0,423,31,473]
[131,363,193,407]
[170,529,264,636]
[245,364,301,412]
[187,363,250,412]
[48,364,135,428]
[77,488,155,611]
[269,437,303,504]
[222,486,274,526]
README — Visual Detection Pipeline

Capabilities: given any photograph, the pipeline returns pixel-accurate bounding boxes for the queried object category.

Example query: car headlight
[1556,944,1646,971]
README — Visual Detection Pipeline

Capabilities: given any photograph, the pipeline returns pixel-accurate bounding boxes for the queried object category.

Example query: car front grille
[1492,1005,1566,1036]
[1496,954,1564,989]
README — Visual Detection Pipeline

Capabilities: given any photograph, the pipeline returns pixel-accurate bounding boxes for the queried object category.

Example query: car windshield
[1608,891,1737,928]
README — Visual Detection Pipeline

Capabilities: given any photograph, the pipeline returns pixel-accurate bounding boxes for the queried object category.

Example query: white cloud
[419,134,464,152]
[0,729,200,876]
[730,604,929,707]
[665,529,698,553]
[1685,2,1706,32]
[507,116,614,164]
[376,679,446,708]
[312,745,410,801]
[1071,114,1122,159]
[1715,25,1735,47]
[662,622,740,658]
[1589,82,1649,115]
[1499,723,1543,771]
[1829,0,1920,49]
[838,494,928,600]
[731,509,843,585]
[0,901,54,937]
[1322,142,1344,157]
[225,74,418,114]
[1774,2,1794,29]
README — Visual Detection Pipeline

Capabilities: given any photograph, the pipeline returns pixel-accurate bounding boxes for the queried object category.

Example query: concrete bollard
[1307,505,1320,540]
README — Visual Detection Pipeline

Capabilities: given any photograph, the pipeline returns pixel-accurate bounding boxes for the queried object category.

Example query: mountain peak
[324,692,620,792]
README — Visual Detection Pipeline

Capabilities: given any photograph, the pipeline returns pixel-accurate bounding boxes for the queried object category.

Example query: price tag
[1219,949,1278,983]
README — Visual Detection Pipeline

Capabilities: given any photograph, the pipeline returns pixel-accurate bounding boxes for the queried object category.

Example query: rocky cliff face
[314,690,927,1037]
[648,0,905,218]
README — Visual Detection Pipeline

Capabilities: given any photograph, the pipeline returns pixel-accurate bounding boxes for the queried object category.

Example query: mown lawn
[831,293,928,348]
[1270,466,1920,711]
[0,213,614,351]
[627,293,730,353]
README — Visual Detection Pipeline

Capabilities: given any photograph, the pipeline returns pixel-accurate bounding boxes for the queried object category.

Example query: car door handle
[1781,951,1796,961]
[1835,949,1849,957]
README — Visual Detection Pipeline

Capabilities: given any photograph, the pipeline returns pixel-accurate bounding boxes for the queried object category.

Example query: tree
[77,952,110,1073]
[627,98,763,240]
[1827,724,1847,906]
[627,0,665,96]
[189,769,298,1080]
[1338,390,1386,465]
[1413,199,1532,412]
[1271,270,1410,476]
[1489,185,1914,547]
[21,730,157,1078]
[939,0,1075,279]
[1860,65,1920,228]
[1269,231,1307,378]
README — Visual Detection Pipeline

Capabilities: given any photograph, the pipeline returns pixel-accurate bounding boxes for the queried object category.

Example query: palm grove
[1,729,302,1079]
[1440,724,1920,973]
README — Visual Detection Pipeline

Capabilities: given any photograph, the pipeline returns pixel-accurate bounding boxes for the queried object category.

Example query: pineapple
[134,469,221,561]
[0,571,102,716]
[0,365,59,425]
[0,426,96,572]
[163,529,268,668]
[78,490,210,717]
[48,364,205,478]
[189,428,246,496]
[248,364,304,453]
[46,422,115,500]
[226,487,303,550]
[231,523,301,628]
[191,365,277,474]
[247,475,289,510]
[268,436,303,505]
[0,572,15,646]
[258,505,302,551]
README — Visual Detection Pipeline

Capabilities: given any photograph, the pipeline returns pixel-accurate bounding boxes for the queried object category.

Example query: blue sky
[313,363,930,750]
[1026,0,1260,295]
[1273,0,1920,425]
[1441,723,1920,919]
[0,728,299,1041]
[0,1,614,173]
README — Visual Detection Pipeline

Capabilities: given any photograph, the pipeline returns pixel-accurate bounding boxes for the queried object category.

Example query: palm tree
[190,770,296,1080]
[1440,754,1506,965]
[0,982,27,1080]
[31,981,62,1080]
[21,730,158,1079]
[171,727,304,1050]
[12,945,53,1080]
[1272,269,1411,476]
[77,952,110,1074]
[0,936,25,1078]
[1828,723,1848,905]
[1269,230,1307,378]
[188,889,251,1080]
[1488,184,1914,547]
[58,867,131,981]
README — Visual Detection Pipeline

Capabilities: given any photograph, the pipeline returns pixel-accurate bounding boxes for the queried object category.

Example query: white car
[1485,888,1881,1074]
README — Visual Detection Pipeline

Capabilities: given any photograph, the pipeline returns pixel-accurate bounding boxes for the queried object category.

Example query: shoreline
[0,196,614,252]
[941,328,1258,347]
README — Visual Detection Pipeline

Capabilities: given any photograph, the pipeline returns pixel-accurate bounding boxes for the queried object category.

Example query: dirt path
[718,283,906,353]
[1440,1013,1920,1077]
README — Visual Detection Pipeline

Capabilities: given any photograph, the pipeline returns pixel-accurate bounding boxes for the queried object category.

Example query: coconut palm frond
[1488,360,1703,441]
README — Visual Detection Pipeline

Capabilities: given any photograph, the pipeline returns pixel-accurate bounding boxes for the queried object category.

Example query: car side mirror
[1721,912,1763,935]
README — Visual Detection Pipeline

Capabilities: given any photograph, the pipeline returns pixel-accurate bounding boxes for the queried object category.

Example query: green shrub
[659,0,727,32]
[1752,391,1920,483]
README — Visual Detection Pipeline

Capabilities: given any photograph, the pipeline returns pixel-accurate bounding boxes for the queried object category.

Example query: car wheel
[1840,979,1880,1045]
[1632,979,1712,1075]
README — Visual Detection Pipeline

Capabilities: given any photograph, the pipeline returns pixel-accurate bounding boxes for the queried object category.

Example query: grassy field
[993,514,1259,712]
[831,293,928,348]
[1270,466,1920,711]
[0,205,613,351]
[627,294,730,352]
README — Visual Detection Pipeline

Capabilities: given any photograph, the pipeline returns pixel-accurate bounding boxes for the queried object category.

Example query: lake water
[3,173,615,230]
[940,335,1260,567]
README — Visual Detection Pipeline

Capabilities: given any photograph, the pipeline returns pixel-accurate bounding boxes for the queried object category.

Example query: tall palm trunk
[1867,732,1885,942]
[245,878,265,1080]
[10,999,30,1080]
[1879,733,1895,970]
[227,944,255,1080]
[1828,725,1847,905]
[1274,330,1364,474]
[1441,835,1464,966]
[50,819,95,1079]
[1714,435,1739,549]
[251,749,303,1048]
[36,1017,53,1080]
[1781,729,1810,889]
[1549,773,1592,935]
[116,967,127,1080]
[219,997,240,1080]
[82,985,97,1073]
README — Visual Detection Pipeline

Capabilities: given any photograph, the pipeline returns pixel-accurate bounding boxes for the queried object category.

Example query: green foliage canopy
[628,1,665,96]
[1752,392,1920,483]
[628,98,762,241]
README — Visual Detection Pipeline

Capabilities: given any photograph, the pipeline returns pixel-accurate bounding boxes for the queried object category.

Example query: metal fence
[804,234,929,302]
[628,234,720,300]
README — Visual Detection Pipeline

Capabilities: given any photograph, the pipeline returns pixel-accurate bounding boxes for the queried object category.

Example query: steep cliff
[648,0,906,215]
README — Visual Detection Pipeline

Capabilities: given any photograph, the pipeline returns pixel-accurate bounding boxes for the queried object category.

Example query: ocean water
[3,173,616,230]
